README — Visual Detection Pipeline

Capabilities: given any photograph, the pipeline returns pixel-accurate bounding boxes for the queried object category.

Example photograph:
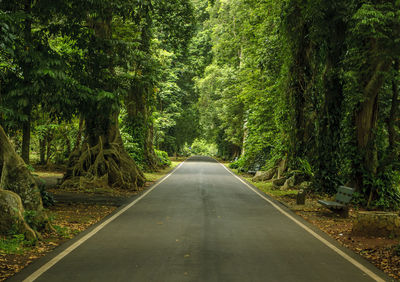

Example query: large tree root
[0,126,51,240]
[63,137,145,191]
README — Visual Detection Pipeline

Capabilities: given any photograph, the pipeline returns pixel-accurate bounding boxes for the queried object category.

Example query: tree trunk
[21,113,31,164]
[125,4,159,172]
[287,18,312,161]
[144,122,159,168]
[39,138,46,165]
[62,12,145,191]
[45,135,52,164]
[313,8,346,194]
[63,112,145,190]
[73,117,84,152]
[126,84,159,172]
[0,125,49,239]
[387,61,399,152]
[354,58,391,202]
[21,0,32,164]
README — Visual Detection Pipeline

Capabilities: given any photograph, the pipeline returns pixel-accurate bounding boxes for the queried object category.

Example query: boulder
[0,190,37,240]
[282,176,296,190]
[272,177,286,187]
[252,168,276,182]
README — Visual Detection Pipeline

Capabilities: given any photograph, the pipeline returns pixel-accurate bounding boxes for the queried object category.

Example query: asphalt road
[12,156,389,282]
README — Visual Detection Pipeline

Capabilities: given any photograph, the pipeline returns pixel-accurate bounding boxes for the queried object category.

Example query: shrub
[155,149,171,167]
[191,139,218,156]
[229,157,245,169]
[38,180,55,207]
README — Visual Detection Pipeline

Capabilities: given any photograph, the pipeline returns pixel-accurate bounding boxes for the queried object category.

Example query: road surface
[12,156,389,282]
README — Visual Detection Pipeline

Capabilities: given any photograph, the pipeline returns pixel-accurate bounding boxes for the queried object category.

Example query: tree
[342,1,400,207]
[0,0,67,164]
[56,0,145,190]
[0,5,51,240]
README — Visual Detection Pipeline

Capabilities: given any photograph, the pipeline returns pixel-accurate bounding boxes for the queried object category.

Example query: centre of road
[23,158,384,282]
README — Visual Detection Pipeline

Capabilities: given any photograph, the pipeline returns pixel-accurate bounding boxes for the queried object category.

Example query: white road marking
[23,162,185,282]
[219,163,385,282]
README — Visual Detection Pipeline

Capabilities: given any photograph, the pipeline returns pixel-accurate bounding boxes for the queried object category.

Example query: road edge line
[23,161,185,282]
[219,162,385,282]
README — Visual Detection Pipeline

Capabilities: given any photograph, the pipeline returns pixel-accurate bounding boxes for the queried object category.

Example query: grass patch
[52,225,77,239]
[245,179,297,197]
[144,161,181,182]
[0,235,28,255]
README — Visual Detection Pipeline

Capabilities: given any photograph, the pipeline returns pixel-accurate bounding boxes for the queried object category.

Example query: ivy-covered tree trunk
[283,3,312,162]
[313,3,347,194]
[125,2,159,172]
[354,57,391,199]
[387,60,399,153]
[0,125,49,240]
[145,123,158,170]
[126,84,159,171]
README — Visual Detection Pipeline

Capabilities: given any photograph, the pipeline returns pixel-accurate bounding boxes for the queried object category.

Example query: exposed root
[63,136,145,191]
[0,126,51,239]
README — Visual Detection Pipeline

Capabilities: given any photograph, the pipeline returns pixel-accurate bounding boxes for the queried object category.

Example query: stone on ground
[272,177,286,187]
[352,211,400,237]
[252,168,276,182]
[282,176,296,190]
[0,190,37,240]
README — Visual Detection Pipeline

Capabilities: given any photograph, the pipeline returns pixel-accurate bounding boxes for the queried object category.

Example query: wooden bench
[318,186,355,217]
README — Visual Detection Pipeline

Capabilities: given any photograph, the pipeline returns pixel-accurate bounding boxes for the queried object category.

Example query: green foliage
[121,130,144,170]
[180,143,192,157]
[0,234,26,254]
[23,210,38,230]
[155,149,171,167]
[195,0,400,209]
[295,158,315,178]
[22,209,46,234]
[32,117,78,164]
[190,138,218,156]
[229,157,245,170]
[53,225,74,239]
[38,181,55,208]
[2,0,400,211]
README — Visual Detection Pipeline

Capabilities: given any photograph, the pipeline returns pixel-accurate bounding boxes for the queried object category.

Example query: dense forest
[1,0,400,239]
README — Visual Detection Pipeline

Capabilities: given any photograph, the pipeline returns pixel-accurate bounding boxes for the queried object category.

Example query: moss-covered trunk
[285,8,313,161]
[354,57,391,201]
[126,84,159,171]
[387,61,399,154]
[124,3,159,172]
[0,125,49,240]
